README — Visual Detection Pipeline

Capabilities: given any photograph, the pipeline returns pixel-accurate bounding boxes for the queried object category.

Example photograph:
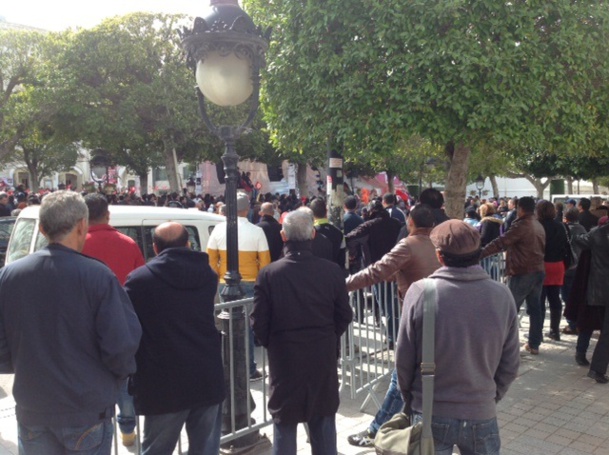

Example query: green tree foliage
[246,0,609,216]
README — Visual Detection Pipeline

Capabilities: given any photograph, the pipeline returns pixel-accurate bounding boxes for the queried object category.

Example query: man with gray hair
[251,210,352,455]
[0,191,142,455]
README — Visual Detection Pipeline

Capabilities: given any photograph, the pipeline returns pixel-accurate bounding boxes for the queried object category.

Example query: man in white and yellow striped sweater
[208,192,271,380]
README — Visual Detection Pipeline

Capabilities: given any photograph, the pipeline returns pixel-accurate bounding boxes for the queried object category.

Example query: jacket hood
[145,248,216,290]
[430,265,489,282]
[481,216,503,225]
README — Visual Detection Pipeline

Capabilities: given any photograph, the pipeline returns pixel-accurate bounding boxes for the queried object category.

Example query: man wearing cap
[396,220,520,454]
[207,192,271,381]
[480,196,546,355]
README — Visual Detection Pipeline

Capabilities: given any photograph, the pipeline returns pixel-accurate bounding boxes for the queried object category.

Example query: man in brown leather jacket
[481,196,546,355]
[346,204,441,448]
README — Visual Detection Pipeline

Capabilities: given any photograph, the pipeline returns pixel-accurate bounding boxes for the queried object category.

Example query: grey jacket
[396,266,520,420]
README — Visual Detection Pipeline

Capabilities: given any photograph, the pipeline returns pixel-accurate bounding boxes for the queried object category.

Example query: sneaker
[250,370,264,381]
[347,429,375,447]
[121,432,136,447]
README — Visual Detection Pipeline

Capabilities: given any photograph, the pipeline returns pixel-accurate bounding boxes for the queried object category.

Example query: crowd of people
[0,184,608,454]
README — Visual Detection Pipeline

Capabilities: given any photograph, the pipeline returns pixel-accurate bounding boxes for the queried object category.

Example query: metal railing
[112,255,509,453]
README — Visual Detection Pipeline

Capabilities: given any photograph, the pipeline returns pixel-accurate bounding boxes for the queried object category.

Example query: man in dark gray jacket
[397,220,520,454]
[0,191,141,455]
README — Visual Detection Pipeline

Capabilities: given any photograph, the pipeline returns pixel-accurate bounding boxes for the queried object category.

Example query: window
[6,219,35,264]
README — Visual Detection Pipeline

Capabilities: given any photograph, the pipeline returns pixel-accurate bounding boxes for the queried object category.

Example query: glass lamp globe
[196,52,253,107]
[91,165,106,181]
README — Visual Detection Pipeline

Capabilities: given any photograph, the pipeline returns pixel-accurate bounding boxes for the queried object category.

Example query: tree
[52,13,219,192]
[0,29,59,162]
[247,0,609,217]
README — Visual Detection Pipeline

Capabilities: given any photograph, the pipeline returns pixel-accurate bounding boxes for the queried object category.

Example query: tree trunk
[489,174,499,199]
[386,170,395,193]
[139,172,149,195]
[593,179,599,194]
[327,147,345,229]
[567,176,573,194]
[296,162,308,198]
[444,143,471,219]
[162,137,180,193]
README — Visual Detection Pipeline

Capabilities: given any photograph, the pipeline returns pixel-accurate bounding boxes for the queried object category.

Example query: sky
[1,1,214,31]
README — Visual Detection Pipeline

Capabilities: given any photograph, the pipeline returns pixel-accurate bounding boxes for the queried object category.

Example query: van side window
[142,225,202,262]
[115,226,145,259]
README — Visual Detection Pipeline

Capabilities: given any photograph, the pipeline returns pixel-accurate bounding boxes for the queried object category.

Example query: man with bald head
[258,202,283,261]
[125,222,225,454]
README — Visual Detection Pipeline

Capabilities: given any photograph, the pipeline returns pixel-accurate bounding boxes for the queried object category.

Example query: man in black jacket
[125,222,225,454]
[252,210,352,454]
[258,202,283,261]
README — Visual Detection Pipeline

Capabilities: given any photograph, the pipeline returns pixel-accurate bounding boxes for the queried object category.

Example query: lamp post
[90,152,110,192]
[186,177,196,195]
[475,175,485,199]
[182,1,269,452]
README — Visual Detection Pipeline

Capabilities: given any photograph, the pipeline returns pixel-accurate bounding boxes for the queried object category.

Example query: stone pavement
[0,323,607,454]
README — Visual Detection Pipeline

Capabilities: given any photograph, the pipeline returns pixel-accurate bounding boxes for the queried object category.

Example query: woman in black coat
[536,200,569,340]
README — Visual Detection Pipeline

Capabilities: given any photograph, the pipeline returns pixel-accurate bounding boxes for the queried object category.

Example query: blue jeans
[370,369,404,434]
[412,414,500,455]
[117,379,135,434]
[18,419,113,455]
[220,282,258,376]
[373,282,399,344]
[508,272,544,349]
[142,404,222,455]
[273,414,336,455]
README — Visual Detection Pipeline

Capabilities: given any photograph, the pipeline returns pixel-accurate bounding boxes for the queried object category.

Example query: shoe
[575,353,590,366]
[250,370,264,381]
[562,326,577,335]
[347,429,376,447]
[121,432,136,447]
[546,331,561,341]
[587,370,609,384]
[524,343,539,355]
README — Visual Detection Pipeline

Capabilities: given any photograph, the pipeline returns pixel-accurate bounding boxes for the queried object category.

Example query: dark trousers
[541,285,562,335]
[590,306,609,375]
[273,415,336,455]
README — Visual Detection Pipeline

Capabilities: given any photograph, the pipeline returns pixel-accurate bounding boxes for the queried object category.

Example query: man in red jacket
[82,193,145,446]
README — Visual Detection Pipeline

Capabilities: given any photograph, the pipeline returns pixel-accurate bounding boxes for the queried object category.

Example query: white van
[5,205,225,266]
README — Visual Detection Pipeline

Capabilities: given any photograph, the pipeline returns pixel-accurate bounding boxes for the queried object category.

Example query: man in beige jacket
[346,204,442,447]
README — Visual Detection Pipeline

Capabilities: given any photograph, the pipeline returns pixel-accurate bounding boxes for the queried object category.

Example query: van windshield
[6,219,36,264]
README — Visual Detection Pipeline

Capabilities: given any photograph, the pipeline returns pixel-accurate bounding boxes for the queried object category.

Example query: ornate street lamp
[90,151,110,192]
[182,1,269,452]
[475,175,485,199]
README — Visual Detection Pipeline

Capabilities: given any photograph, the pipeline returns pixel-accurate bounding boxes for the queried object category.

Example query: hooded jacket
[125,247,225,415]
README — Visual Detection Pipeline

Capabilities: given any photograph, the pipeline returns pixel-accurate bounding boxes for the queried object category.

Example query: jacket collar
[284,240,313,257]
[430,265,488,282]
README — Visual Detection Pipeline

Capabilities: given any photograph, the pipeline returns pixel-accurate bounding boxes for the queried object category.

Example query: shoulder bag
[374,278,436,455]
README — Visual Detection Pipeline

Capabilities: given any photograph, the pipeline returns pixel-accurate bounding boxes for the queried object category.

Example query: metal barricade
[113,297,273,455]
[340,281,399,411]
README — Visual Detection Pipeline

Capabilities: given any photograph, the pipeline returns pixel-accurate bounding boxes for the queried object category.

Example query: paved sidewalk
[0,324,607,454]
